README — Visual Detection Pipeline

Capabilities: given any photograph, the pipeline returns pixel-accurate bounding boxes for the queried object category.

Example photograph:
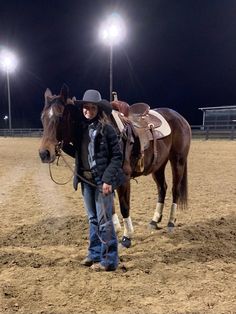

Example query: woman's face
[83,103,98,120]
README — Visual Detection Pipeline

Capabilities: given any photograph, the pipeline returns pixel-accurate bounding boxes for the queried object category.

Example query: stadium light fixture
[0,49,18,130]
[99,13,126,101]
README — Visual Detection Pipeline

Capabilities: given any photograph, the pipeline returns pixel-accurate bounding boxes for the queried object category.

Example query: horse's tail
[179,162,188,209]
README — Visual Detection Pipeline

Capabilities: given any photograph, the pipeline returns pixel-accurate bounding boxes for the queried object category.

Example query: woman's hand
[102,182,112,195]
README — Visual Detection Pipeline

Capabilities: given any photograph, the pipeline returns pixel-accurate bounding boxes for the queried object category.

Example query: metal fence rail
[0,125,235,140]
[191,125,236,140]
[0,128,43,137]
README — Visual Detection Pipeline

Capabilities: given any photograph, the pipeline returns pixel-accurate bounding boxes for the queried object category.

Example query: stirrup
[135,156,144,172]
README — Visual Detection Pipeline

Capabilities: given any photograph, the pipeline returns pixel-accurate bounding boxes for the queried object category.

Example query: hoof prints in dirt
[0,251,56,268]
[162,215,236,264]
[0,215,88,247]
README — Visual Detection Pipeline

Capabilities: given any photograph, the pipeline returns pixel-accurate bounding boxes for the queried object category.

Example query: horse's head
[39,84,76,163]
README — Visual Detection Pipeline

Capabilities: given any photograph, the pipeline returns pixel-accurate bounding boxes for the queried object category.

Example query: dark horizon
[1,0,236,128]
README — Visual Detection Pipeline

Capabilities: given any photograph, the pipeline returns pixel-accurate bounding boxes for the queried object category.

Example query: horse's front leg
[112,203,122,233]
[117,180,134,248]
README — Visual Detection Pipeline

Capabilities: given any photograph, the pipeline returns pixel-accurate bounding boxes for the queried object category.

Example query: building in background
[199,106,236,129]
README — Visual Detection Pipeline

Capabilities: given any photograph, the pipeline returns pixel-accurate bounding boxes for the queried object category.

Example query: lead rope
[48,146,97,188]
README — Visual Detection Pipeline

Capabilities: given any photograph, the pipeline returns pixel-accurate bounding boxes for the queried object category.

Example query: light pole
[109,44,113,102]
[99,13,126,101]
[0,49,18,130]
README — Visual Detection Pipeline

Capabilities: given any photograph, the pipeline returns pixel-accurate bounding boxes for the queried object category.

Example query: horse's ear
[60,84,69,102]
[66,98,74,105]
[45,88,52,104]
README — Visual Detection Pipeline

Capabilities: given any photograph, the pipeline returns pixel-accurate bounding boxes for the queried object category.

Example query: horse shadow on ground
[0,215,235,269]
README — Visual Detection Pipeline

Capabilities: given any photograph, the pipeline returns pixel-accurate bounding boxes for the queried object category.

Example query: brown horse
[39,85,191,248]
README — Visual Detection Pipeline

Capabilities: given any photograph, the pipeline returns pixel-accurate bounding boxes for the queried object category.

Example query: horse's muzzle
[39,149,54,163]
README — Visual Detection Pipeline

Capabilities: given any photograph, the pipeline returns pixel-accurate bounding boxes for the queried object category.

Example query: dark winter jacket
[62,120,126,191]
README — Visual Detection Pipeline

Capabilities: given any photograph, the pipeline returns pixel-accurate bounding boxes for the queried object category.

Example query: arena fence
[191,125,236,140]
[0,125,235,140]
[0,128,43,137]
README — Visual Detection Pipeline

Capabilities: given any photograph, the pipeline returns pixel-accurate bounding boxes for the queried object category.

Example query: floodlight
[0,49,18,73]
[99,13,126,101]
[99,13,126,46]
[0,49,18,130]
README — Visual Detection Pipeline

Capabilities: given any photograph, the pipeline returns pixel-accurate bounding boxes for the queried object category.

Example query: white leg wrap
[112,213,121,233]
[152,203,164,222]
[169,203,177,223]
[123,217,134,238]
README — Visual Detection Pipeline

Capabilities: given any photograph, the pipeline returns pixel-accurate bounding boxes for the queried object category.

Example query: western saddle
[111,93,171,173]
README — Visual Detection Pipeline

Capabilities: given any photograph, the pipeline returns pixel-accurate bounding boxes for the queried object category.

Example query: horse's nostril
[39,150,50,162]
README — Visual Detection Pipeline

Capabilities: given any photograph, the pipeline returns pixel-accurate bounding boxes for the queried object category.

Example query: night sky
[1,0,236,128]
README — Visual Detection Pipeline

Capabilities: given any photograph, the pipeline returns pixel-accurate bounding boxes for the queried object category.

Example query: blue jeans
[81,182,119,270]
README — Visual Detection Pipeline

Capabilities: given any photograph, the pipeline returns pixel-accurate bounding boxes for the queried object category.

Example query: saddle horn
[112,91,118,101]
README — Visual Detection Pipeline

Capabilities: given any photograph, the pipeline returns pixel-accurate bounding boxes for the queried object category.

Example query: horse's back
[154,108,191,156]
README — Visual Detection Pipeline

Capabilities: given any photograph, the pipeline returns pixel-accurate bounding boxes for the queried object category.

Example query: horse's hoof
[149,220,158,230]
[120,236,131,248]
[167,221,175,232]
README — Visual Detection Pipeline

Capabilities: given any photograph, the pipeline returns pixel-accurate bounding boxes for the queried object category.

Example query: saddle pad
[111,110,125,133]
[149,110,171,137]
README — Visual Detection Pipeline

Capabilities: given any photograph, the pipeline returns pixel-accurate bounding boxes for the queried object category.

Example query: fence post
[231,125,235,140]
[205,127,209,140]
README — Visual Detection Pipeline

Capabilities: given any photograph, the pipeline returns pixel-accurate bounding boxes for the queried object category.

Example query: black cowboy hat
[75,89,112,115]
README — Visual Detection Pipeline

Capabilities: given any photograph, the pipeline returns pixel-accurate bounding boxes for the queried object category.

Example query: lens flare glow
[99,13,126,46]
[0,49,18,73]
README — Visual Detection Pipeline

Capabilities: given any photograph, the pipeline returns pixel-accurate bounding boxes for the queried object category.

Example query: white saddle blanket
[149,110,171,138]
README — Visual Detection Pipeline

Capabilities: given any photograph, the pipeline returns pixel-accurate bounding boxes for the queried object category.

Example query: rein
[48,146,97,188]
[48,156,73,185]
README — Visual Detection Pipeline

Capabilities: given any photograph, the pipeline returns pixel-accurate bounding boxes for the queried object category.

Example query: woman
[63,89,126,271]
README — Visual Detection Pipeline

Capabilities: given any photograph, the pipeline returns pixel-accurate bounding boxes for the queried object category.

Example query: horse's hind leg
[168,156,188,230]
[149,164,168,230]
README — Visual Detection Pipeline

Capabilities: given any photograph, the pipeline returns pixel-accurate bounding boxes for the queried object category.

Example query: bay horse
[39,85,191,248]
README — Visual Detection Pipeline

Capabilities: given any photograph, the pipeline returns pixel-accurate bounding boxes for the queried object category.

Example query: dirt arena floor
[0,137,235,314]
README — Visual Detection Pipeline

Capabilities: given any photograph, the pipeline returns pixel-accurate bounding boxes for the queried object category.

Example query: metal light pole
[6,70,12,129]
[0,49,18,130]
[99,13,126,102]
[109,44,113,102]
